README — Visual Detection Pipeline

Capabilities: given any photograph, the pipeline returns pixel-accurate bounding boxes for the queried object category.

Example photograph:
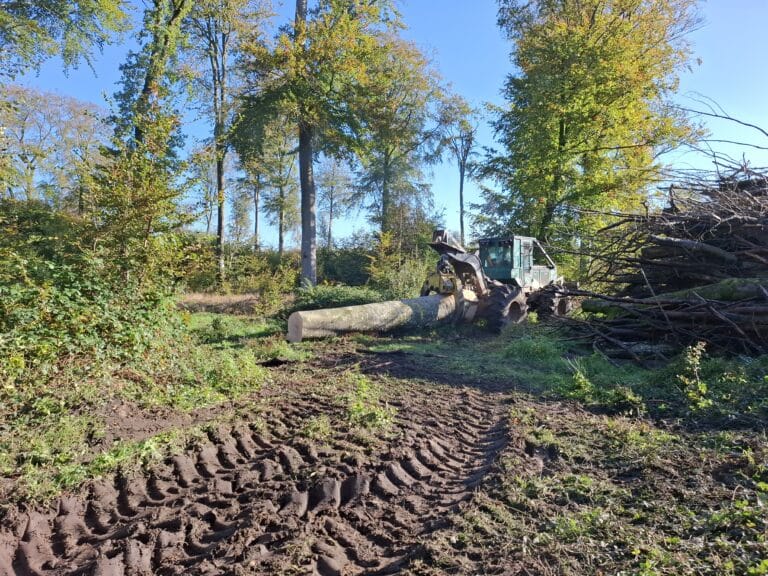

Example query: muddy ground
[1,338,766,575]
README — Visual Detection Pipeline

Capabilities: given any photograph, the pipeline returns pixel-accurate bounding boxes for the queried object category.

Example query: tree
[260,122,299,257]
[188,146,218,233]
[183,0,269,281]
[439,95,478,246]
[239,0,400,285]
[478,0,701,246]
[238,160,267,251]
[0,0,129,79]
[94,0,192,278]
[353,37,444,237]
[316,157,354,249]
[0,85,107,211]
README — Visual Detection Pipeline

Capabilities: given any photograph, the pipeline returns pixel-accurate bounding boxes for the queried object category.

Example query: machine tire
[483,286,528,333]
[536,287,571,320]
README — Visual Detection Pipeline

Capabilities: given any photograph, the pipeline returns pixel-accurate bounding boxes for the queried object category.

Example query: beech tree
[477,0,702,244]
[439,95,478,246]
[0,0,129,79]
[0,85,107,211]
[316,157,354,249]
[94,0,192,276]
[353,37,444,237]
[260,123,299,258]
[240,0,400,284]
[183,0,269,280]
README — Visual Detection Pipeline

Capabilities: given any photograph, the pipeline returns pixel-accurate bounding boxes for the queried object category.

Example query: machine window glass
[484,245,512,268]
[522,242,532,269]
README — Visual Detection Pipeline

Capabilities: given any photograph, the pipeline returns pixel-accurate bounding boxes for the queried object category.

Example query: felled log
[286,291,478,342]
[648,235,739,263]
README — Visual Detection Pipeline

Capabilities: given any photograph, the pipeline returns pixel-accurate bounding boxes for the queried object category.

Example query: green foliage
[675,341,713,410]
[221,251,298,311]
[345,372,395,429]
[559,359,646,415]
[290,283,386,314]
[318,245,371,286]
[477,0,701,263]
[0,0,129,79]
[301,415,333,441]
[0,249,177,411]
[367,232,434,299]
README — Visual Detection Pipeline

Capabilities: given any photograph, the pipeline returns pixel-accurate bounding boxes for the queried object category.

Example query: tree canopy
[476,0,702,249]
[0,0,129,79]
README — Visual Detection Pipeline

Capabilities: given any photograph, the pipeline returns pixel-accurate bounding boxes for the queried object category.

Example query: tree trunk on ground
[287,291,478,342]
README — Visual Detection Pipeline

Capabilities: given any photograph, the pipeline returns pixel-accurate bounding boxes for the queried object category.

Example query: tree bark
[295,0,316,284]
[298,121,317,283]
[381,154,391,233]
[278,185,285,258]
[287,291,477,342]
[253,178,260,252]
[327,192,334,249]
[216,154,225,281]
[459,163,465,246]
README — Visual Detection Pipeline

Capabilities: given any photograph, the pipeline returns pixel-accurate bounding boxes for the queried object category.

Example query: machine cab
[479,236,558,289]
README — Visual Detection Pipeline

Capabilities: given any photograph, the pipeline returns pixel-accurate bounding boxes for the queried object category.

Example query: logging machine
[420,229,572,331]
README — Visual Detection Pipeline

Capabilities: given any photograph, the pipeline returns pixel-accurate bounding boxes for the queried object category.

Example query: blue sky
[16,0,768,247]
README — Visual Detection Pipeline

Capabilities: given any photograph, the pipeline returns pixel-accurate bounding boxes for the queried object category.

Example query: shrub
[367,232,433,299]
[318,246,371,285]
[288,283,386,314]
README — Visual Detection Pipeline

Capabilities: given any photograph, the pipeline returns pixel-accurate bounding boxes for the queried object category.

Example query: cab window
[484,245,512,268]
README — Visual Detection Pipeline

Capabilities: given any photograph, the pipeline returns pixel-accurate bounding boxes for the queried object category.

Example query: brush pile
[571,167,768,358]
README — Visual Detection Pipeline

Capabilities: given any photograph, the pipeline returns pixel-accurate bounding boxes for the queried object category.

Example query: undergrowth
[0,311,288,503]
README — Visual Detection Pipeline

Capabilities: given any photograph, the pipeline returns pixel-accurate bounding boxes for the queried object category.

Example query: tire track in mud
[1,384,508,576]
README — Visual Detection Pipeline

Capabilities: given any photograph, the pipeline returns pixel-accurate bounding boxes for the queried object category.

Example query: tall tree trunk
[458,163,466,246]
[215,153,225,281]
[298,122,316,284]
[278,186,285,258]
[539,117,567,239]
[134,0,189,145]
[327,194,334,249]
[381,155,391,234]
[295,0,316,284]
[253,178,260,252]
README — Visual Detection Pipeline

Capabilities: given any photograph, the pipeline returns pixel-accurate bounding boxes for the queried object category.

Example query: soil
[1,341,765,575]
[0,345,514,575]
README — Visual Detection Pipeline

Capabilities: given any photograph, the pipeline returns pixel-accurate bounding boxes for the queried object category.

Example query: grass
[5,303,768,576]
[413,396,768,575]
[0,311,295,503]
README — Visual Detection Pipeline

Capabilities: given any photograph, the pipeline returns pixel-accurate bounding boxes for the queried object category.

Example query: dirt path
[0,366,510,575]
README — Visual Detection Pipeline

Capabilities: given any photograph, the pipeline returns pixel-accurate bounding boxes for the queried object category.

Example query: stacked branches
[574,167,768,357]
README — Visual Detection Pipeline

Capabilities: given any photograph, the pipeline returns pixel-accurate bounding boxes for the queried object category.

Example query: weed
[301,415,333,441]
[345,372,395,429]
[676,342,713,410]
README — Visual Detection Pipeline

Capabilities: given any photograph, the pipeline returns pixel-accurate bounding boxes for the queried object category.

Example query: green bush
[367,232,434,299]
[221,251,298,313]
[318,246,371,285]
[288,283,386,314]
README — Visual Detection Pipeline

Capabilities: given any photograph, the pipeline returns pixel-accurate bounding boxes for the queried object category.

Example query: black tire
[536,288,571,320]
[482,286,528,333]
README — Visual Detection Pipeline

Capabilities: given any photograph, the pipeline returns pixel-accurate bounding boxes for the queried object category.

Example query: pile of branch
[572,167,768,357]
